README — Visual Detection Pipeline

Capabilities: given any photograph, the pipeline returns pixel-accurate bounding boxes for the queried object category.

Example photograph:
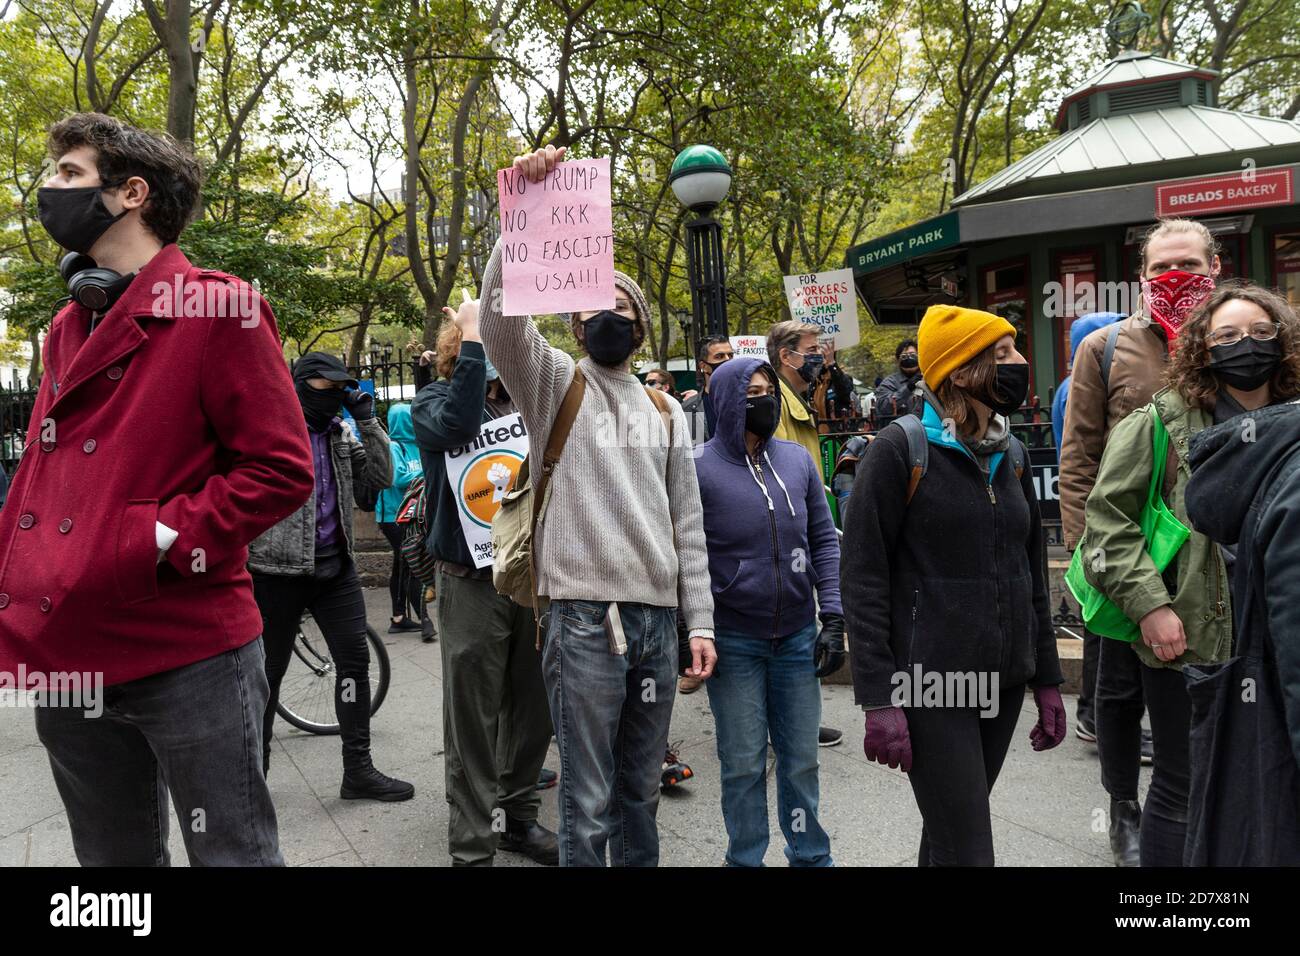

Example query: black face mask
[983,362,1030,416]
[38,185,128,255]
[582,310,637,366]
[296,381,345,432]
[899,354,919,373]
[1209,337,1282,391]
[745,394,778,441]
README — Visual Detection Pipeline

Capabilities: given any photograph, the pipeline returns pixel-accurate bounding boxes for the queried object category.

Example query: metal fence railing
[0,378,38,478]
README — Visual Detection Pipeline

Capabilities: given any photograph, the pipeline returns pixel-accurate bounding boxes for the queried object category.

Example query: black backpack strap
[892,414,928,504]
[1099,321,1122,393]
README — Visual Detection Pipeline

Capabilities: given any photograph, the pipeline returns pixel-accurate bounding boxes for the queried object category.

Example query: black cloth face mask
[1209,337,1282,391]
[38,185,128,255]
[982,362,1029,416]
[582,310,637,366]
[899,354,920,373]
[744,394,778,441]
[296,381,345,431]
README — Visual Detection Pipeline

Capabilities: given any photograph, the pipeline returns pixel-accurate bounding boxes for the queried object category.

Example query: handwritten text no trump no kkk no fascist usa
[497,157,615,316]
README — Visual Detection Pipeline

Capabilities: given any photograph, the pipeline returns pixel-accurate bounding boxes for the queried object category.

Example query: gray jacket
[247,416,393,575]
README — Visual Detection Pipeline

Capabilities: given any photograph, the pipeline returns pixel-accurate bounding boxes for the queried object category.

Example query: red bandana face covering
[1140,269,1216,343]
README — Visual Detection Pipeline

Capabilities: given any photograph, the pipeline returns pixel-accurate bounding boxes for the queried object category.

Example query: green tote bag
[1064,406,1191,642]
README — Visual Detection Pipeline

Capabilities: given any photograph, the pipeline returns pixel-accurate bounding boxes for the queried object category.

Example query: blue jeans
[706,623,832,867]
[33,639,282,866]
[543,600,677,866]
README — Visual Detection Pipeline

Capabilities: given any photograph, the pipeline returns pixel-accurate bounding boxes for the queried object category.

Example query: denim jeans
[543,600,677,866]
[705,623,832,867]
[33,639,282,866]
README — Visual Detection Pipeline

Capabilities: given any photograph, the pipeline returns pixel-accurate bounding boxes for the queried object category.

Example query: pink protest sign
[496,157,615,316]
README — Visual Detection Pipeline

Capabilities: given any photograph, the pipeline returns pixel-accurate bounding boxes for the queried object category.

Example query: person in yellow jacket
[768,320,829,466]
[766,318,845,748]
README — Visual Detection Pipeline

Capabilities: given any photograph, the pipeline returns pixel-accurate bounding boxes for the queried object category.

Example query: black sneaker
[499,818,559,866]
[388,616,422,634]
[1140,729,1154,766]
[535,767,558,791]
[1076,717,1097,743]
[661,745,693,789]
[340,767,415,802]
[421,614,436,643]
[818,726,843,747]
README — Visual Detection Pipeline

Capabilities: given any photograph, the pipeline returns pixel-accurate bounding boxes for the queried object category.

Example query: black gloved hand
[343,387,375,421]
[814,613,846,679]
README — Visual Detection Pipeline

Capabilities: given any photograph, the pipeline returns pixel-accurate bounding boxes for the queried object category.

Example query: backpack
[491,369,673,612]
[397,475,438,588]
[891,413,1025,504]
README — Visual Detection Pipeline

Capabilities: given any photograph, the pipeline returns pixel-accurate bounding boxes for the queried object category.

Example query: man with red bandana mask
[1059,218,1218,866]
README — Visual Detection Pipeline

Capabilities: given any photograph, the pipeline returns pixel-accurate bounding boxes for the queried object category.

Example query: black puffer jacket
[841,397,1061,707]
[1184,400,1300,864]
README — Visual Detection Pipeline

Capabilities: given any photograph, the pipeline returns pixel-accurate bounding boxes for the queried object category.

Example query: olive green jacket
[1079,386,1232,670]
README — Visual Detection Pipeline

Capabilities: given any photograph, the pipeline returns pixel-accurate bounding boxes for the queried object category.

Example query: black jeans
[1140,663,1191,867]
[253,555,374,775]
[1077,627,1100,728]
[378,521,418,621]
[905,684,1025,866]
[34,639,282,866]
[1095,635,1147,801]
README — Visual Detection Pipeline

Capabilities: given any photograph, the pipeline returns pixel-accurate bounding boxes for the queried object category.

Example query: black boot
[1109,798,1141,867]
[499,817,559,866]
[340,765,415,802]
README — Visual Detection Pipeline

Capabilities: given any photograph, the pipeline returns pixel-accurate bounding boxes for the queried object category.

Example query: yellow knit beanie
[917,305,1016,390]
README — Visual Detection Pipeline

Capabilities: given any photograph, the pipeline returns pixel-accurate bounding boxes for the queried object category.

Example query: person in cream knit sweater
[478,144,715,867]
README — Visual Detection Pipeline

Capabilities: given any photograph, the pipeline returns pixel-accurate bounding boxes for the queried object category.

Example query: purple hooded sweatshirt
[693,356,842,638]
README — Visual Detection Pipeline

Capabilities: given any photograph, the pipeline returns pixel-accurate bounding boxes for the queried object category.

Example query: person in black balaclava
[247,352,415,801]
[873,338,922,427]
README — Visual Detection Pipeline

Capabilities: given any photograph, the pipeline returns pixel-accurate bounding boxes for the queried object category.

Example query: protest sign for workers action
[783,268,860,350]
[445,413,531,568]
[497,157,615,316]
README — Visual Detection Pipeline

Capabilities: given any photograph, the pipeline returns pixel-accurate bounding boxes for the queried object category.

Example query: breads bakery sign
[1155,168,1294,217]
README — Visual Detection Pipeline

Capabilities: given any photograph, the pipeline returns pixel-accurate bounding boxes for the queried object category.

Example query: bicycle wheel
[275,612,392,735]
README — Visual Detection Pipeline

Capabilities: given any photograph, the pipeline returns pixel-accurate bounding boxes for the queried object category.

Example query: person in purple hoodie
[693,355,844,866]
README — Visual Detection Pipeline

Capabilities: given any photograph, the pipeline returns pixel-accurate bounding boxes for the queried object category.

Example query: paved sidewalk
[0,588,1146,866]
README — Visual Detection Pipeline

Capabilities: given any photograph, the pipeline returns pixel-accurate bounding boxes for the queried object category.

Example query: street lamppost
[670,145,732,339]
[675,306,692,372]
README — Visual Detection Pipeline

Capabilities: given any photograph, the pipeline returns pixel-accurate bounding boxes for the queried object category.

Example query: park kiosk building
[846,49,1300,399]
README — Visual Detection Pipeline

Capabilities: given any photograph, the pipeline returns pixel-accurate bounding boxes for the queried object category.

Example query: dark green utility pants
[435,567,552,866]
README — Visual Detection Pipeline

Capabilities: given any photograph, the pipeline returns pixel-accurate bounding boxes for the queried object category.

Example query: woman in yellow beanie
[839,304,1066,865]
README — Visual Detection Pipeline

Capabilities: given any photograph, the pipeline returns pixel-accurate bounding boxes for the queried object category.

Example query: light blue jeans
[543,600,678,866]
[706,623,832,866]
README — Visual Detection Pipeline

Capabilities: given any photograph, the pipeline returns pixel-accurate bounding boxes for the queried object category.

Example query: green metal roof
[1060,52,1215,103]
[953,104,1300,206]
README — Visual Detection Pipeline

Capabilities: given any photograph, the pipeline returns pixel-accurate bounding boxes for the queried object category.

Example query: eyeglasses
[1207,323,1279,347]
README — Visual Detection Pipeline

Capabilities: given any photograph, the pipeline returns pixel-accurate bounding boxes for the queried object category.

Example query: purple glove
[863,707,912,772]
[1030,685,1067,751]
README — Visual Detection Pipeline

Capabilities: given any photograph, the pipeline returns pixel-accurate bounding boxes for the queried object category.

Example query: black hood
[1186,399,1300,545]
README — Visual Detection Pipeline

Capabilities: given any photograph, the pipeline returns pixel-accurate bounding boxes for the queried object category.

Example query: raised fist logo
[488,462,513,502]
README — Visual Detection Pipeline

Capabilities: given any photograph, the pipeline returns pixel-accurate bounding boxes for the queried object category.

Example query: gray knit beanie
[561,270,652,345]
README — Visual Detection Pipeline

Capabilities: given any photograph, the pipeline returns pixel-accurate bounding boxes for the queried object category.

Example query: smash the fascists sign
[497,157,615,316]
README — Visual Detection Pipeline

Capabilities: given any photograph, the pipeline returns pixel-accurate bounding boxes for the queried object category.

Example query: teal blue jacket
[376,403,423,523]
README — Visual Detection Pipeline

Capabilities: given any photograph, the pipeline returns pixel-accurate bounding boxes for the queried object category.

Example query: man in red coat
[0,113,312,865]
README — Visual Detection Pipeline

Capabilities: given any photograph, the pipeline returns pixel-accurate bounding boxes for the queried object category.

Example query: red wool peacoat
[0,244,313,687]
